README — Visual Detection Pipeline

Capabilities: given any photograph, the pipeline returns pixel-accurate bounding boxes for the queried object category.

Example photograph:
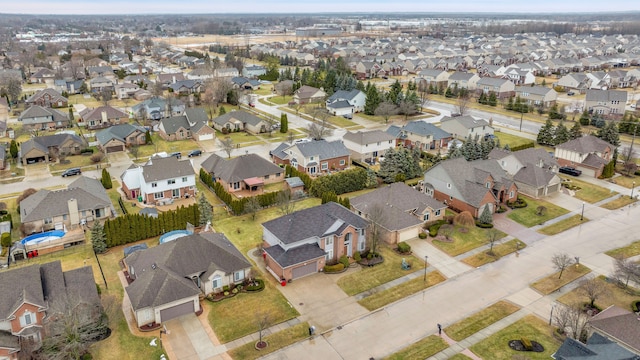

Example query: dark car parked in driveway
[559,166,582,176]
[188,149,202,157]
[61,168,82,177]
[168,152,181,159]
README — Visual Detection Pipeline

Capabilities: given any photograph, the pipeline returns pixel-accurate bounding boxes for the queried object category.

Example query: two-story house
[439,115,494,140]
[554,135,614,178]
[200,153,285,194]
[261,202,369,281]
[417,69,450,89]
[120,156,196,205]
[242,65,266,78]
[515,86,558,108]
[447,71,481,91]
[584,89,627,116]
[342,130,396,163]
[325,89,366,116]
[270,140,350,175]
[476,77,516,99]
[158,108,215,141]
[488,148,562,198]
[556,73,592,94]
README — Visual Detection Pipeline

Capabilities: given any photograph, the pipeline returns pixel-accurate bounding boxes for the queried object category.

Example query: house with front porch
[200,153,284,194]
[120,156,196,205]
[270,139,350,175]
[261,202,369,281]
[489,147,561,199]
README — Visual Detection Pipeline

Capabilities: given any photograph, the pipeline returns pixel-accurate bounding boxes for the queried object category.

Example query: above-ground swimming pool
[159,230,193,244]
[21,230,66,246]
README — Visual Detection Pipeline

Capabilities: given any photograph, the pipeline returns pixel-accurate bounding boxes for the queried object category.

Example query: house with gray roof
[515,85,558,108]
[423,157,518,217]
[200,153,284,194]
[0,147,5,170]
[88,76,114,93]
[270,139,350,175]
[476,77,515,99]
[585,305,640,356]
[120,156,196,205]
[388,121,453,150]
[584,89,627,116]
[489,147,561,198]
[242,65,267,78]
[342,130,396,163]
[132,97,185,120]
[556,73,593,93]
[0,261,101,359]
[20,133,85,165]
[78,105,129,130]
[25,88,68,108]
[440,115,494,140]
[167,79,202,95]
[158,108,214,141]
[351,182,446,244]
[123,232,251,326]
[261,202,369,281]
[292,85,326,104]
[211,110,270,135]
[554,135,614,178]
[447,71,481,91]
[19,105,70,131]
[553,332,640,360]
[96,123,147,153]
[325,89,366,114]
[20,176,113,232]
[230,76,260,90]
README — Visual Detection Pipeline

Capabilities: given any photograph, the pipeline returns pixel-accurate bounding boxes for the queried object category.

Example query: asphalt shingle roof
[556,135,612,154]
[343,130,396,145]
[212,110,265,127]
[201,153,283,184]
[141,156,195,182]
[96,123,146,145]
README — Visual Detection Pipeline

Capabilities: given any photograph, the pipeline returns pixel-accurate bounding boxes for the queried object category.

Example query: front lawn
[215,130,262,146]
[132,133,199,159]
[530,264,591,295]
[507,197,569,227]
[384,335,449,360]
[560,176,616,203]
[610,174,639,188]
[461,239,525,268]
[605,240,640,259]
[269,95,292,105]
[337,246,425,296]
[227,322,309,360]
[357,271,446,311]
[494,132,535,149]
[557,275,640,309]
[469,315,562,360]
[431,226,507,257]
[537,215,588,236]
[445,301,520,341]
[49,153,108,172]
[600,196,638,210]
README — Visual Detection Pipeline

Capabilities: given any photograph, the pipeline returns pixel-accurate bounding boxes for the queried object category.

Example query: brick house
[120,156,196,205]
[554,135,614,178]
[78,105,129,130]
[200,153,284,194]
[270,140,350,175]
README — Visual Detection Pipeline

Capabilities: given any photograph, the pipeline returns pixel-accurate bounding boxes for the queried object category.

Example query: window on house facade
[154,192,164,199]
[63,214,68,220]
[233,182,240,189]
[310,156,314,161]
[212,276,221,289]
[325,236,334,260]
[423,213,429,221]
[321,162,328,170]
[234,270,245,282]
[265,174,270,179]
[339,159,345,165]
[435,209,441,216]
[450,195,453,200]
[447,183,451,189]
[168,179,175,185]
[509,191,515,198]
[182,177,187,182]
[20,311,34,327]
[152,182,157,188]
[44,218,52,224]
[486,182,490,188]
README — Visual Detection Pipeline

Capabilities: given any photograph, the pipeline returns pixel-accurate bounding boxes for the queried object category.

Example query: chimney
[101,111,107,124]
[67,199,80,226]
[172,75,176,84]
[138,64,142,76]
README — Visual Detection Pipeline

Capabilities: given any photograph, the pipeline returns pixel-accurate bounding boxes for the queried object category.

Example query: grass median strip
[531,264,591,295]
[605,240,640,259]
[600,196,638,210]
[227,322,309,360]
[383,335,448,360]
[357,271,446,311]
[461,239,525,267]
[445,301,520,341]
[537,215,587,235]
[561,176,616,203]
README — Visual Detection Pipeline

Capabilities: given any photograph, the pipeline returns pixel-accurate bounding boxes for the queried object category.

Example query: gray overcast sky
[2,0,638,15]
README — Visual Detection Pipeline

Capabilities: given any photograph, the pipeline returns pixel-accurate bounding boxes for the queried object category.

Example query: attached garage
[291,262,318,279]
[159,301,194,322]
[398,226,420,242]
[197,133,214,141]
[106,144,124,153]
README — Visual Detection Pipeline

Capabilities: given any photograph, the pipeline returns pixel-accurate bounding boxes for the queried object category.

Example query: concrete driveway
[24,162,51,180]
[162,313,228,360]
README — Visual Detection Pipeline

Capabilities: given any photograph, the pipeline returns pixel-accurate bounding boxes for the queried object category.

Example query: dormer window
[447,183,451,189]
[20,311,34,327]
[486,182,490,188]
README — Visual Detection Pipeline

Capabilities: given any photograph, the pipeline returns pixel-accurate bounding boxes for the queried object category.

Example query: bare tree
[612,256,640,288]
[455,93,471,116]
[552,253,574,279]
[366,203,385,255]
[398,100,418,121]
[244,196,261,220]
[486,228,501,255]
[287,132,295,144]
[307,108,333,140]
[619,146,638,177]
[100,88,112,105]
[254,308,272,349]
[129,143,140,160]
[374,101,398,124]
[417,80,431,108]
[577,275,605,308]
[553,303,589,340]
[275,81,293,98]
[220,137,234,159]
[276,189,295,215]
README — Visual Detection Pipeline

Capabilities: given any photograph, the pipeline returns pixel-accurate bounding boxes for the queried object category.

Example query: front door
[172,189,180,198]
[344,233,352,257]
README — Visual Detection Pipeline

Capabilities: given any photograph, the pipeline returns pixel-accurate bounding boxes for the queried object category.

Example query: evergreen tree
[478,92,487,105]
[579,110,590,126]
[145,130,152,144]
[569,121,582,140]
[364,83,381,115]
[488,92,498,106]
[601,160,615,178]
[91,221,107,253]
[537,119,556,146]
[197,194,213,226]
[597,121,620,147]
[478,205,493,224]
[387,80,403,104]
[365,168,378,188]
[554,121,570,145]
[68,107,74,125]
[280,113,288,133]
[377,147,399,183]
[9,140,18,159]
[100,169,112,189]
[219,106,226,116]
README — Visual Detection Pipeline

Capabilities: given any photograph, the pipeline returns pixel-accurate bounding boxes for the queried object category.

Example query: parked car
[61,168,82,177]
[559,166,582,176]
[484,134,497,141]
[567,91,575,96]
[168,152,181,159]
[188,149,202,157]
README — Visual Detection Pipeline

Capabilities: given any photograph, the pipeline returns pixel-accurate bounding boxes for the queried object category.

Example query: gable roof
[292,139,350,160]
[96,123,146,145]
[161,108,211,135]
[26,88,68,104]
[441,115,491,129]
[79,105,128,121]
[513,165,557,187]
[554,333,639,360]
[295,85,324,99]
[20,133,84,155]
[588,305,640,354]
[201,153,282,184]
[262,202,368,245]
[19,105,69,124]
[556,135,612,154]
[585,89,627,102]
[141,156,195,183]
[326,89,364,103]
[403,121,452,140]
[212,110,265,127]
[343,130,396,145]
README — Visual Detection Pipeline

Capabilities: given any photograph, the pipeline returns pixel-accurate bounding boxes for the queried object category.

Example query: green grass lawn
[461,239,525,267]
[445,301,520,341]
[133,133,199,159]
[384,335,449,360]
[431,226,507,257]
[494,132,535,148]
[357,271,446,311]
[537,215,588,235]
[227,322,309,360]
[337,246,426,296]
[610,174,639,188]
[600,196,638,209]
[469,315,562,360]
[605,240,640,259]
[49,153,108,173]
[215,130,262,146]
[531,264,591,295]
[557,275,640,309]
[507,197,569,227]
[269,95,292,105]
[560,176,617,203]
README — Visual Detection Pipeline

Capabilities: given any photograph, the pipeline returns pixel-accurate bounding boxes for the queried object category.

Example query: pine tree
[364,83,381,115]
[597,121,620,147]
[579,110,590,126]
[365,168,378,188]
[554,122,570,145]
[478,205,493,224]
[145,130,152,144]
[9,140,18,159]
[101,169,112,189]
[569,121,582,140]
[537,119,556,146]
[280,113,288,133]
[197,194,212,226]
[219,106,226,116]
[488,92,498,106]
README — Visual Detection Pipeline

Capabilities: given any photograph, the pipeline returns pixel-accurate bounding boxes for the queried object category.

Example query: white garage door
[198,133,214,141]
[398,227,420,242]
[159,301,194,322]
[292,262,317,279]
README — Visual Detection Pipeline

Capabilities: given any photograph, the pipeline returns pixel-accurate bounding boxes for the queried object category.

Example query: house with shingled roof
[211,110,270,135]
[158,108,214,141]
[343,130,396,163]
[515,85,558,108]
[351,182,446,244]
[96,123,147,153]
[120,156,196,205]
[78,105,129,130]
[123,233,251,326]
[19,105,70,131]
[554,135,614,178]
[585,305,640,356]
[270,139,350,175]
[584,89,627,116]
[553,332,640,360]
[292,85,326,104]
[20,133,85,165]
[325,89,366,115]
[200,153,284,194]
[489,147,562,198]
[387,121,453,151]
[440,115,494,140]
[261,202,368,281]
[25,88,68,108]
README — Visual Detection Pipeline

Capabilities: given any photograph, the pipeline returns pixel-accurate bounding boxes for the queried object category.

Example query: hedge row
[310,167,368,197]
[200,169,281,215]
[510,142,535,152]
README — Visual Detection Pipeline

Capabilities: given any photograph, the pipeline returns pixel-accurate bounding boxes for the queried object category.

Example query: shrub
[246,279,265,292]
[453,211,475,227]
[495,205,507,213]
[367,253,373,260]
[339,255,349,268]
[418,232,427,239]
[222,285,230,292]
[507,197,528,209]
[632,300,640,312]
[521,337,533,351]
[90,153,104,163]
[80,148,94,154]
[323,263,345,273]
[224,291,230,296]
[353,251,361,261]
[429,220,446,237]
[475,221,494,228]
[397,242,411,253]
[1,232,11,248]
[232,288,238,294]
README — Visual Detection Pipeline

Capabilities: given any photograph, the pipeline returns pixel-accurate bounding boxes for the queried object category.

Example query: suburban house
[230,77,261,90]
[120,156,196,205]
[18,106,70,131]
[556,73,592,93]
[88,76,114,93]
[20,176,113,233]
[158,108,215,141]
[156,73,186,88]
[417,69,450,88]
[123,232,251,327]
[167,79,202,95]
[440,115,494,140]
[476,77,516,99]
[553,333,640,360]
[114,83,140,99]
[554,135,614,178]
[25,88,68,108]
[20,133,85,165]
[488,148,562,198]
[325,89,366,115]
[351,182,446,244]
[342,130,396,163]
[261,202,369,281]
[29,68,55,84]
[270,140,351,175]
[132,97,186,120]
[584,305,640,355]
[584,89,627,116]
[0,97,9,122]
[96,123,147,153]
[514,86,558,108]
[242,65,267,78]
[200,153,285,194]
[0,261,101,360]
[214,67,240,78]
[423,157,518,217]
[387,121,453,150]
[78,105,129,130]
[0,147,5,170]
[447,71,481,91]
[292,85,326,104]
[211,110,270,135]
[503,68,536,85]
